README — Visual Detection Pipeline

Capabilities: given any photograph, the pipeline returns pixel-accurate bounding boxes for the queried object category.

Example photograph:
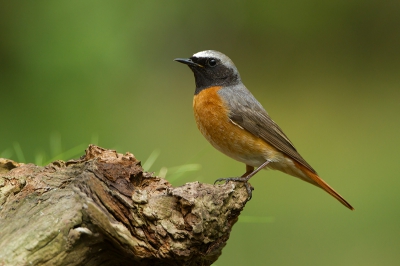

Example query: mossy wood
[0,145,249,266]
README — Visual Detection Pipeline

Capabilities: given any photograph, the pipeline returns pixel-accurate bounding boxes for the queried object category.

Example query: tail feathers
[293,161,354,210]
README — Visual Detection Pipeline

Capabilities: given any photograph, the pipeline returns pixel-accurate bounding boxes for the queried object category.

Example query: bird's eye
[208,59,217,67]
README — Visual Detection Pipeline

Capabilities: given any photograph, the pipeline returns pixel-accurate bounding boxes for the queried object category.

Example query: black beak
[174,58,203,68]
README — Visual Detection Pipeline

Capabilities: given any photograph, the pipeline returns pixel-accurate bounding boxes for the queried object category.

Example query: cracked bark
[0,145,249,266]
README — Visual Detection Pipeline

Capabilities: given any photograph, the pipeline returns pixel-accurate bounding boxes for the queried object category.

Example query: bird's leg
[214,159,272,200]
[214,160,271,183]
[241,165,255,198]
[242,165,255,177]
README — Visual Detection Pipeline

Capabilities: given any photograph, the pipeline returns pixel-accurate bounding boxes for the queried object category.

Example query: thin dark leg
[214,160,272,200]
[242,165,254,177]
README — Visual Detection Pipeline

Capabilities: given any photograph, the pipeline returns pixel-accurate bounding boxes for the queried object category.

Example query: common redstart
[175,50,353,210]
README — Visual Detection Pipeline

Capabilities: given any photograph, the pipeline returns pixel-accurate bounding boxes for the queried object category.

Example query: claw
[244,182,254,200]
[214,177,247,184]
[214,178,228,184]
[213,161,270,201]
[214,177,254,201]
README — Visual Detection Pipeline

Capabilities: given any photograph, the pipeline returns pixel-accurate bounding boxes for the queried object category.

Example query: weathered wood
[0,145,249,266]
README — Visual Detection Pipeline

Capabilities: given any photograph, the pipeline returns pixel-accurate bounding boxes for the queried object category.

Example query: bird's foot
[214,177,254,200]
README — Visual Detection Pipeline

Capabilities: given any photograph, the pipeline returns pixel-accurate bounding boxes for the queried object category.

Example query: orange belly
[193,86,282,168]
[192,87,354,210]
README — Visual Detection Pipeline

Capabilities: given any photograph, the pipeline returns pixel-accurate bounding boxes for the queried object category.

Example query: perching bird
[175,50,353,210]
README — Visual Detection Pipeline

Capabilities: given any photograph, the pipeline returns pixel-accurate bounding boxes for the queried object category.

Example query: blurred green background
[1,1,399,265]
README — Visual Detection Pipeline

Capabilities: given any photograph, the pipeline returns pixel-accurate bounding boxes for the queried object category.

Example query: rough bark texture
[0,145,249,266]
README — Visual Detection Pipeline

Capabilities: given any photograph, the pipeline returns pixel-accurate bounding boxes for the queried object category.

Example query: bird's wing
[219,86,317,174]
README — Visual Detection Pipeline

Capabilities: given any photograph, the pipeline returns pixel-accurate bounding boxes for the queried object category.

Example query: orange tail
[293,161,354,210]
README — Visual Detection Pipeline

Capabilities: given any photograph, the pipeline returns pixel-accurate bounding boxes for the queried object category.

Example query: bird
[174,50,354,210]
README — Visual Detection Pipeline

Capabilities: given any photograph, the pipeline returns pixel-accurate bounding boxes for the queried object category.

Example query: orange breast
[193,86,280,167]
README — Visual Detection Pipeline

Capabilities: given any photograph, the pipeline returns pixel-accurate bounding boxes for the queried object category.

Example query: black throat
[190,66,240,95]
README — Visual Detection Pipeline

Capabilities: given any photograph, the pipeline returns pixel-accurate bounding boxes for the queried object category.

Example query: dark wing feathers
[220,86,317,174]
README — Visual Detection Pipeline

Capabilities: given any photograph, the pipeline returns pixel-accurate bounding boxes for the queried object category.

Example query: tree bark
[0,145,249,266]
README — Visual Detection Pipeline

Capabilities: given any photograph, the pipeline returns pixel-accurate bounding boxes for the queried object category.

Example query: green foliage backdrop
[1,1,399,265]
